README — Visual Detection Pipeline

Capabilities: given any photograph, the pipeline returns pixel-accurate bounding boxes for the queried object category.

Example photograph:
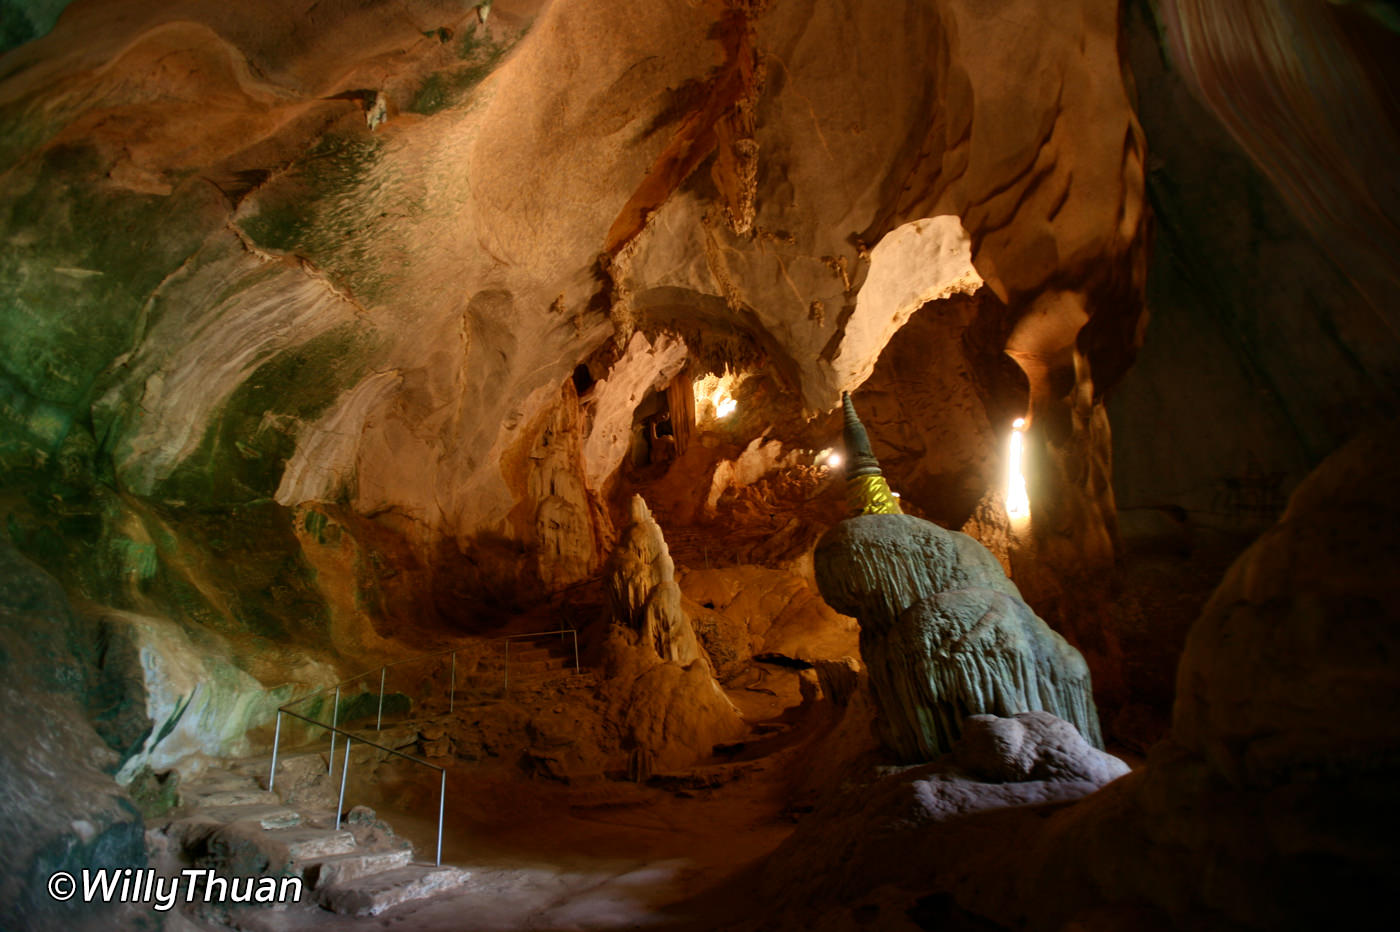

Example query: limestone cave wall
[1,0,1150,691]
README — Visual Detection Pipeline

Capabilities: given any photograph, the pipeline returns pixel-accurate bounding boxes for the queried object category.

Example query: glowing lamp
[1006,417,1030,521]
[826,451,842,468]
[716,396,737,418]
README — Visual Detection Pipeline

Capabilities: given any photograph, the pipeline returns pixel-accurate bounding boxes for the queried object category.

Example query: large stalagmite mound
[815,513,1102,760]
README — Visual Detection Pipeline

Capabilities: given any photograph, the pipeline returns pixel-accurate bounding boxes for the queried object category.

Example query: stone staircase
[151,753,470,926]
[432,633,582,697]
[504,637,578,682]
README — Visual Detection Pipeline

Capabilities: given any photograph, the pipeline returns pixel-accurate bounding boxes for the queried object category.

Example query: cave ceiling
[0,0,1395,650]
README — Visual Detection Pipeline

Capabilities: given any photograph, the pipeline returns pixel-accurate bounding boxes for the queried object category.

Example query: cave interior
[1,1,1398,930]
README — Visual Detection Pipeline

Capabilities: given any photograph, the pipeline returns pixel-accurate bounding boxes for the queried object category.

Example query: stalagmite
[606,495,702,665]
[600,495,744,772]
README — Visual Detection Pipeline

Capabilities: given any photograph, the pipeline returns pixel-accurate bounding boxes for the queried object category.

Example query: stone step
[317,864,473,917]
[454,672,505,690]
[451,669,577,699]
[507,656,574,676]
[185,787,283,808]
[225,751,330,790]
[509,645,571,662]
[185,770,262,792]
[272,827,359,862]
[207,823,358,875]
[198,805,303,831]
[299,848,414,890]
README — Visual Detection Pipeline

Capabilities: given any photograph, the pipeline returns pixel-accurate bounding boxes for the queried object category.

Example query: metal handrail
[264,628,581,866]
[270,707,447,866]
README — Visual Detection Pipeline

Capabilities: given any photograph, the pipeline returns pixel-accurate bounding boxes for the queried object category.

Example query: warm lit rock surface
[679,564,858,674]
[4,3,1394,927]
[602,495,742,773]
[607,495,700,666]
[1,0,1149,665]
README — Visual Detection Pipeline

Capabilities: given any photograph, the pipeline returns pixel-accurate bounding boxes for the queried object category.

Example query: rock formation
[607,495,701,666]
[815,513,1103,760]
[602,495,743,773]
[999,421,1400,929]
[954,711,1128,785]
[679,564,858,677]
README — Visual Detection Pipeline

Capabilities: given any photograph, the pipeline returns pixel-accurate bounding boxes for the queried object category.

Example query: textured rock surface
[886,589,1103,758]
[1158,0,1400,316]
[1,4,1396,929]
[0,0,1151,664]
[954,711,1126,785]
[0,687,146,931]
[1110,2,1400,533]
[815,513,1102,760]
[1170,424,1400,786]
[740,712,1127,931]
[601,495,743,772]
[607,495,701,666]
[599,623,745,776]
[0,540,145,929]
[814,514,1019,631]
[679,564,858,675]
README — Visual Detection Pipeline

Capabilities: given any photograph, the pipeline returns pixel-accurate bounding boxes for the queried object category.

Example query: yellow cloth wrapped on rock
[846,474,903,516]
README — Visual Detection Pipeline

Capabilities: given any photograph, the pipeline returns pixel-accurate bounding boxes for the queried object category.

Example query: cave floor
[228,800,786,932]
[199,665,822,931]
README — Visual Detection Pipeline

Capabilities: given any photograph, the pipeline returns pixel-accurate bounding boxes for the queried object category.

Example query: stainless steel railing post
[376,666,386,730]
[571,631,580,674]
[436,770,446,866]
[269,710,283,791]
[335,738,351,830]
[449,652,456,714]
[328,685,340,775]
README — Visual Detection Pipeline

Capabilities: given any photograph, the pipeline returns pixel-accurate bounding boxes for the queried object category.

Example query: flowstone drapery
[815,513,1103,761]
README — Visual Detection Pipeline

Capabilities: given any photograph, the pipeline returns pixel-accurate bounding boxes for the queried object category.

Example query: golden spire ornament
[841,391,903,516]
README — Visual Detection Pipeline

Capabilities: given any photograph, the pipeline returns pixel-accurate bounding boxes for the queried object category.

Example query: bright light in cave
[694,371,743,424]
[1006,417,1031,521]
[820,448,842,469]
